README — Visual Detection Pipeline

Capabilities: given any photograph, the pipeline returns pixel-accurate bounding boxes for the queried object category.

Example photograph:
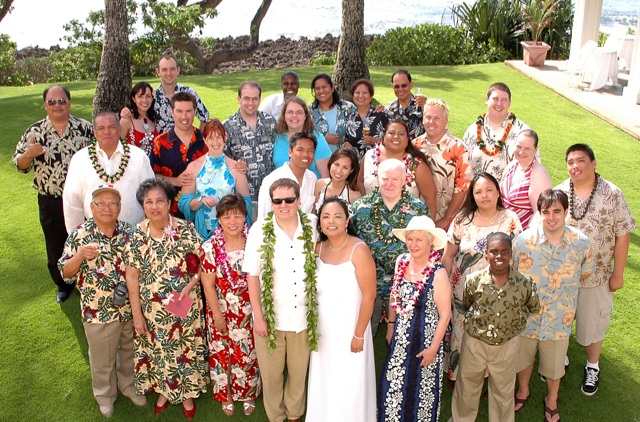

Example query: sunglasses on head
[46,98,68,106]
[271,196,297,205]
[392,84,409,90]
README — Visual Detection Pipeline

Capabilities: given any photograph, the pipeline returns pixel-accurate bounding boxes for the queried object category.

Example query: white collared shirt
[243,212,318,332]
[63,142,154,232]
[257,163,317,219]
[258,92,286,119]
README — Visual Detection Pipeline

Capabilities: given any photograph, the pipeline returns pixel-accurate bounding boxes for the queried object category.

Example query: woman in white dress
[306,197,377,422]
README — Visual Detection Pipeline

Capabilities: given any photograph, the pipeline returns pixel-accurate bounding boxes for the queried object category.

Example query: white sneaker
[99,404,114,418]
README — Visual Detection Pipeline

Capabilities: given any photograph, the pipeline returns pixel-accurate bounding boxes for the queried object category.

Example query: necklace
[143,117,149,131]
[370,192,411,245]
[569,173,599,221]
[258,209,319,352]
[409,258,429,276]
[370,142,418,186]
[88,140,130,184]
[477,209,500,225]
[328,236,349,251]
[203,224,249,289]
[475,113,516,156]
[390,250,441,315]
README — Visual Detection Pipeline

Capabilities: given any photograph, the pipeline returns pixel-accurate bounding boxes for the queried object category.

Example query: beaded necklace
[390,250,440,315]
[207,224,249,289]
[569,173,599,221]
[370,193,411,245]
[258,209,319,352]
[89,140,131,183]
[475,113,516,156]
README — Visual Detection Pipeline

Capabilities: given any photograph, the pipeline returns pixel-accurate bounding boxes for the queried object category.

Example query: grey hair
[378,158,406,181]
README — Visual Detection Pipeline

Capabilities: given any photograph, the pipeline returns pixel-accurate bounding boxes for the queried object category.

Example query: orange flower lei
[475,113,516,156]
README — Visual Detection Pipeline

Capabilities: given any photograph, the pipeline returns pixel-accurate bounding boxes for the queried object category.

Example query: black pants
[38,194,73,293]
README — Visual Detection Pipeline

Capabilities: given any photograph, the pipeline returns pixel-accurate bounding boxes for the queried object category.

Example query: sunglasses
[46,98,69,106]
[392,84,409,89]
[271,196,297,205]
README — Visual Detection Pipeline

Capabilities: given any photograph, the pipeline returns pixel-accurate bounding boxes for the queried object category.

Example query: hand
[253,317,268,337]
[609,273,624,292]
[416,346,437,367]
[213,314,227,333]
[373,104,385,113]
[325,134,341,145]
[200,196,217,209]
[178,281,195,301]
[386,323,394,345]
[351,336,364,353]
[26,137,46,159]
[178,171,195,187]
[414,95,427,108]
[363,135,378,146]
[233,160,248,174]
[435,217,452,231]
[80,243,99,261]
[342,142,354,150]
[120,107,132,120]
[133,314,147,335]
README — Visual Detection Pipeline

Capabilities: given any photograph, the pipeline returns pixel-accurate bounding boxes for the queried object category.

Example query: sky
[1,0,638,50]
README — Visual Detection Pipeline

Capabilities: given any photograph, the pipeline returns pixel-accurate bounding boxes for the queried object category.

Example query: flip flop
[243,401,256,416]
[514,392,530,412]
[222,402,234,416]
[543,397,561,422]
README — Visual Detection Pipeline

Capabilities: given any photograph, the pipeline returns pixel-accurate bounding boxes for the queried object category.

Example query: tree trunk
[0,0,14,23]
[93,0,131,116]
[332,0,369,101]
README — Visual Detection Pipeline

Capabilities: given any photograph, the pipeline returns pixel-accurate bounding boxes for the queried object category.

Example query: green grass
[1,64,639,421]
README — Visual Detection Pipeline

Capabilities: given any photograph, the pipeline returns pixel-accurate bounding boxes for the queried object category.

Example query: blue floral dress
[196,155,235,232]
[379,257,445,422]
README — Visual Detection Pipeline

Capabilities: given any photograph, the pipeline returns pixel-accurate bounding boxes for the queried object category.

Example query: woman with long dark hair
[120,81,157,156]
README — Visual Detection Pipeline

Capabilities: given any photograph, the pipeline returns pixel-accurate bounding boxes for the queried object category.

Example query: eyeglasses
[285,110,306,116]
[46,98,69,106]
[392,84,409,90]
[271,197,297,205]
[93,201,120,210]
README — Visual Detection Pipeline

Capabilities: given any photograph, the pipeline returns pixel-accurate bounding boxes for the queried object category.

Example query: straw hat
[392,216,447,250]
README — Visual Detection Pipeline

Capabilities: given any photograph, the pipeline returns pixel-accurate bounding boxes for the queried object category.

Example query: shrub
[366,23,511,66]
[310,51,337,66]
[0,34,29,86]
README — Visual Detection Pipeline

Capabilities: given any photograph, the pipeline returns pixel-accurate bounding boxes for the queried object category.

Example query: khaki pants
[451,333,519,422]
[83,320,136,406]
[254,329,310,422]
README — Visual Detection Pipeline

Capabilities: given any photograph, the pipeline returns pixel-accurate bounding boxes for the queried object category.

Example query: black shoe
[56,290,71,303]
[581,367,599,396]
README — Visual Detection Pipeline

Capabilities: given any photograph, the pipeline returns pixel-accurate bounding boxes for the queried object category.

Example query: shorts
[575,284,613,346]
[517,336,570,380]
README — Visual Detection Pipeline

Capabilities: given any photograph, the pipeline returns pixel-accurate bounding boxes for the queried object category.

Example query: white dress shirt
[257,163,317,219]
[63,142,154,232]
[243,212,318,332]
[258,92,286,119]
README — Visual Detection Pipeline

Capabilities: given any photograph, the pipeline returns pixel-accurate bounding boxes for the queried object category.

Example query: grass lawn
[0,63,639,421]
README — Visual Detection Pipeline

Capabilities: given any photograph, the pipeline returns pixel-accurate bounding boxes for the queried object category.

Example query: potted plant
[520,0,556,66]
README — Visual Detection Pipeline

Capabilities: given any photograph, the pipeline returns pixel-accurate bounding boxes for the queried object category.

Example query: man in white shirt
[258,71,300,119]
[244,178,318,422]
[63,112,154,232]
[257,132,317,218]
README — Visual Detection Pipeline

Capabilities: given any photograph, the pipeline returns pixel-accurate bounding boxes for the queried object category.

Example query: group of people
[13,54,636,422]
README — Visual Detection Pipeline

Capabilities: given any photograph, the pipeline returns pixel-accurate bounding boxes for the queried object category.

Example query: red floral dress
[200,226,261,403]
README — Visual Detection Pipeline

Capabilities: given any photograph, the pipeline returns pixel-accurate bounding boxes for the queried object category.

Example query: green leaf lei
[88,139,131,184]
[258,209,319,352]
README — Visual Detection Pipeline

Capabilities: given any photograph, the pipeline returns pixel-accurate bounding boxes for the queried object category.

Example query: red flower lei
[370,142,418,186]
[389,249,441,315]
[209,224,249,289]
[475,113,516,156]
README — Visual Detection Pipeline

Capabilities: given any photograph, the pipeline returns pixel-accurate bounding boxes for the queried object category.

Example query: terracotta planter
[521,41,551,66]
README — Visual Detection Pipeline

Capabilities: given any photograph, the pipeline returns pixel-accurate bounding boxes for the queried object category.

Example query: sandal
[514,392,530,412]
[543,397,561,422]
[222,402,234,416]
[243,401,256,416]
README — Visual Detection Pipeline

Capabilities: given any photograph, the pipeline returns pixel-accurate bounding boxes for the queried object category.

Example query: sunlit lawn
[0,63,638,421]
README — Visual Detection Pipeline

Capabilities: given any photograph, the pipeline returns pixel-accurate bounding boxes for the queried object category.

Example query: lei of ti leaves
[258,209,319,352]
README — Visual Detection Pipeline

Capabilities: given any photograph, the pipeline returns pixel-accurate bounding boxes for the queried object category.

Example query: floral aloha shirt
[556,177,636,288]
[463,266,540,346]
[513,224,594,341]
[310,99,357,149]
[351,190,429,298]
[13,115,93,197]
[413,130,472,221]
[385,96,424,140]
[58,219,133,324]
[154,84,210,134]
[344,106,389,159]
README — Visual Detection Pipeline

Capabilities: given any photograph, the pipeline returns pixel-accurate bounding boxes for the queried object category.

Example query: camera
[113,283,128,307]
